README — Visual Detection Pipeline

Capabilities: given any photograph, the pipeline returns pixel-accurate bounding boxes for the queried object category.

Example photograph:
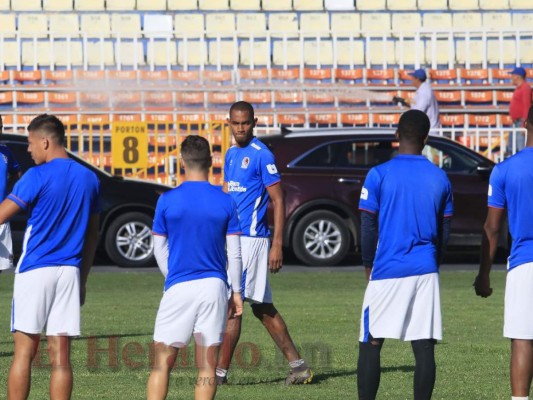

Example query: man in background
[507,66,531,156]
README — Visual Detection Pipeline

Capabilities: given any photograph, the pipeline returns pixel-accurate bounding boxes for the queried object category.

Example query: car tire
[292,210,350,266]
[104,212,155,268]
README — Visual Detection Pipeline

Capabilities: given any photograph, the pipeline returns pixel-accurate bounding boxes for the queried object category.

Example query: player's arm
[0,198,22,225]
[226,234,243,318]
[267,182,284,273]
[80,214,99,306]
[437,217,452,265]
[153,234,169,277]
[360,211,378,281]
[474,207,504,298]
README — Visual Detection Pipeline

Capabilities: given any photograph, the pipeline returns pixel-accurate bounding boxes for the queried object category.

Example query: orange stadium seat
[242,91,272,106]
[107,70,138,82]
[16,92,45,107]
[56,114,79,127]
[500,114,514,126]
[0,92,14,107]
[203,70,233,84]
[340,113,370,126]
[464,91,494,106]
[309,113,338,126]
[13,70,42,85]
[491,69,512,84]
[495,91,513,105]
[207,91,237,106]
[469,114,498,127]
[304,67,333,83]
[335,68,364,83]
[459,68,489,85]
[435,90,462,106]
[277,114,306,126]
[274,91,304,106]
[75,70,106,82]
[526,68,533,81]
[256,115,274,126]
[176,92,205,107]
[373,113,401,126]
[48,92,78,109]
[112,92,142,108]
[171,70,201,84]
[2,114,14,127]
[144,92,174,109]
[271,67,300,82]
[79,92,110,108]
[429,69,458,84]
[366,69,395,85]
[0,71,10,83]
[238,68,269,83]
[45,70,74,85]
[145,113,175,125]
[140,70,170,83]
[307,91,335,105]
[79,114,111,125]
[177,113,207,124]
[440,114,466,127]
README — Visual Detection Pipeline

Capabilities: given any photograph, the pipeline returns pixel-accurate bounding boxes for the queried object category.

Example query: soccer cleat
[285,368,314,385]
[216,375,227,386]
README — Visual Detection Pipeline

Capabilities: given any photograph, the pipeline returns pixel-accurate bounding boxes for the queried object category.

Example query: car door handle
[338,178,361,184]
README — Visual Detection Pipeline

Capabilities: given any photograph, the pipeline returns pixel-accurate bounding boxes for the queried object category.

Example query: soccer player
[147,135,243,400]
[0,114,100,400]
[474,105,533,400]
[216,101,313,385]
[357,110,453,400]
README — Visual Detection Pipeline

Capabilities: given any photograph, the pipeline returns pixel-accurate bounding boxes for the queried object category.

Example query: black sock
[411,339,436,400]
[357,338,383,400]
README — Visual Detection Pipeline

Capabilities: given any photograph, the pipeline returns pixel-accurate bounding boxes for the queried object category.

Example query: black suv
[2,133,170,268]
[260,129,498,266]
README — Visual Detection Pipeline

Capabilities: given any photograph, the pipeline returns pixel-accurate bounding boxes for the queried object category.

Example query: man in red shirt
[508,67,532,156]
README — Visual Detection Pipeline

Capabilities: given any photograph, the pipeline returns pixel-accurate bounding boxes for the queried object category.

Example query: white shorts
[359,273,442,342]
[241,236,272,304]
[504,262,533,339]
[12,266,80,336]
[153,277,228,348]
[0,223,13,270]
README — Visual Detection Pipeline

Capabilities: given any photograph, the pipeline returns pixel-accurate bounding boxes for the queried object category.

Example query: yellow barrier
[64,121,231,187]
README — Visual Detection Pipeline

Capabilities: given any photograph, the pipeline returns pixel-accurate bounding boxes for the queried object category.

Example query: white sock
[511,396,528,400]
[289,359,305,369]
[215,368,227,378]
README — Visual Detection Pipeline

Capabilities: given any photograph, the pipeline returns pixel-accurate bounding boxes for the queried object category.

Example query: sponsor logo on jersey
[266,164,278,174]
[241,157,250,169]
[228,181,247,193]
[360,187,369,200]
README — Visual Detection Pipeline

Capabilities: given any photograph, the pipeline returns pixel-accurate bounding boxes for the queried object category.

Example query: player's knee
[411,339,436,359]
[250,302,276,320]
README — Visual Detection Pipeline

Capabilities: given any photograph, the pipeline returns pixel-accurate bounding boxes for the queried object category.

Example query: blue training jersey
[152,181,241,291]
[488,147,533,270]
[224,137,280,237]
[359,155,454,280]
[0,145,20,200]
[8,158,100,273]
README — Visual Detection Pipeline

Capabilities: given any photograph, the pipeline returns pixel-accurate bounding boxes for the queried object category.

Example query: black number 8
[123,136,139,164]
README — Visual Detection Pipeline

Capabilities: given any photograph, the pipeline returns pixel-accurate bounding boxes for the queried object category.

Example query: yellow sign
[111,122,148,169]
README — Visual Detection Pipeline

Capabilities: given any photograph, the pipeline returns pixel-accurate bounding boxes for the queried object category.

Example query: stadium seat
[440,114,465,127]
[115,41,145,66]
[361,13,391,34]
[417,0,447,9]
[240,41,270,66]
[231,0,260,9]
[48,92,77,109]
[16,92,45,108]
[177,41,208,66]
[340,113,369,126]
[111,14,142,38]
[294,0,324,10]
[81,14,111,38]
[147,41,177,67]
[207,92,237,106]
[87,41,115,67]
[75,0,105,10]
[422,13,452,33]
[331,13,360,37]
[452,13,483,31]
[335,68,364,82]
[0,0,8,10]
[307,91,334,106]
[304,67,332,83]
[171,70,201,84]
[391,13,422,37]
[140,70,170,83]
[366,68,395,84]
[12,70,42,84]
[12,0,41,10]
[45,70,74,84]
[491,69,511,83]
[479,0,509,9]
[430,68,457,83]
[50,14,80,38]
[112,92,142,108]
[335,41,365,66]
[242,90,272,105]
[469,114,498,127]
[168,0,198,10]
[144,15,173,38]
[459,68,489,84]
[495,90,513,104]
[137,0,166,10]
[512,13,533,30]
[309,113,337,126]
[269,13,299,38]
[483,12,512,30]
[75,70,106,82]
[203,70,233,83]
[395,40,425,66]
[449,0,479,10]
[367,40,395,66]
[238,68,269,83]
[206,13,236,38]
[301,13,330,38]
[465,91,493,105]
[277,114,306,127]
[107,0,135,10]
[273,41,302,66]
[373,113,400,126]
[236,14,267,38]
[487,40,516,65]
[144,91,173,108]
[304,40,333,66]
[262,0,292,11]
[325,0,354,10]
[208,41,237,66]
[435,90,462,105]
[174,14,204,38]
[18,14,48,39]
[0,92,13,108]
[356,0,386,10]
[271,67,300,82]
[53,41,84,67]
[387,0,417,10]
[44,0,73,11]
[425,40,454,66]
[0,42,21,68]
[275,90,304,105]
[520,40,533,65]
[456,40,484,65]
[0,14,16,38]
[199,0,229,10]
[509,0,532,9]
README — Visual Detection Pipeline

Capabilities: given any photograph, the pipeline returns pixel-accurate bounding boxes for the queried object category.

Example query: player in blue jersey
[474,105,533,400]
[147,135,243,400]
[0,114,100,400]
[216,101,313,386]
[357,110,453,400]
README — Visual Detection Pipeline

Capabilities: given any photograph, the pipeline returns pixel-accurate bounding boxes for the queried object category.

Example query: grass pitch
[0,269,511,399]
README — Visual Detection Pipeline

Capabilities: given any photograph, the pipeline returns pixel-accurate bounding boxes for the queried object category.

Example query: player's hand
[80,284,87,306]
[268,245,283,273]
[228,292,243,318]
[473,274,493,298]
[392,96,407,106]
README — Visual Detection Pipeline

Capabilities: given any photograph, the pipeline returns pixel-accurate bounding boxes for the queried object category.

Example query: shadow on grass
[76,333,152,341]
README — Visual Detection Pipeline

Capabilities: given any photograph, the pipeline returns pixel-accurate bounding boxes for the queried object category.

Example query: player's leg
[216,315,242,374]
[510,339,533,397]
[195,344,219,400]
[147,342,178,400]
[357,335,384,400]
[411,339,436,400]
[47,336,72,400]
[8,331,39,400]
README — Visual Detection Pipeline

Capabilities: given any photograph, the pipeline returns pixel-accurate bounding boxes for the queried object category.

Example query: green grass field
[0,269,513,399]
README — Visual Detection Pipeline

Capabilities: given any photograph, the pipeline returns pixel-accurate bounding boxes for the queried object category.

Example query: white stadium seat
[50,14,80,38]
[294,0,324,11]
[144,15,173,38]
[331,13,360,37]
[22,42,52,66]
[111,14,142,38]
[456,40,484,64]
[449,0,479,10]
[487,39,516,64]
[75,0,105,10]
[509,0,533,9]
[452,13,483,30]
[273,40,303,66]
[54,41,83,66]
[106,0,135,10]
[304,40,333,65]
[262,0,292,11]
[0,14,16,38]
[479,0,509,9]
[87,41,115,66]
[44,0,74,11]
[0,0,9,10]
[422,13,452,31]
[356,0,386,10]
[482,12,512,30]
[269,13,299,38]
[208,40,237,65]
[387,0,417,10]
[199,0,229,10]
[137,0,167,10]
[115,41,145,66]
[168,0,198,10]
[230,0,260,10]
[325,0,354,10]
[301,13,330,38]
[206,13,235,38]
[236,14,267,38]
[512,13,533,29]
[178,40,208,66]
[12,0,41,11]
[417,0,448,10]
[336,40,365,65]
[240,41,270,65]
[391,13,422,37]
[81,14,111,38]
[147,41,178,66]
[395,40,426,65]
[22,41,83,66]
[519,39,533,64]
[174,14,204,38]
[18,14,48,39]
[0,41,20,67]
[367,40,395,65]
[361,13,391,34]
[425,40,454,65]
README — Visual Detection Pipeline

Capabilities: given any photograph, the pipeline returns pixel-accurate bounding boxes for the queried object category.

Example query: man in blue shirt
[0,114,100,400]
[475,105,533,400]
[216,101,313,385]
[147,135,243,400]
[358,110,453,400]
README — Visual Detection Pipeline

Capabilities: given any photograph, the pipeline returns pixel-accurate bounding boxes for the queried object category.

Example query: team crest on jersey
[241,157,250,169]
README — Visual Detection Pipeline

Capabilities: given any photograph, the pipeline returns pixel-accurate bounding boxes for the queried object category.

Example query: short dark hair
[397,110,430,146]
[27,114,65,145]
[229,101,255,120]
[181,135,212,171]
